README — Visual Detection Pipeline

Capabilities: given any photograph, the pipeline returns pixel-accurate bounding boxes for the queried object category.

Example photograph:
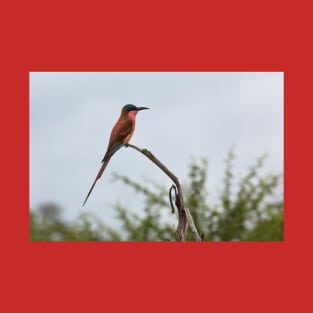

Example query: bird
[83,104,149,206]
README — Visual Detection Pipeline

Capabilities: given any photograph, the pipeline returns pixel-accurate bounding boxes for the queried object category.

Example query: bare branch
[169,185,176,214]
[126,143,202,241]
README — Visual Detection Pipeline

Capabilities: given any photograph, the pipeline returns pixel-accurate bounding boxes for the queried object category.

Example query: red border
[1,1,312,312]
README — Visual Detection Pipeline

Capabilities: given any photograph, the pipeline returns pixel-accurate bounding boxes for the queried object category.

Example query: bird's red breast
[106,109,136,156]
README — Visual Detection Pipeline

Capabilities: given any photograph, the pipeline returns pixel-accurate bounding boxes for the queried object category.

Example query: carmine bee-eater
[83,104,149,206]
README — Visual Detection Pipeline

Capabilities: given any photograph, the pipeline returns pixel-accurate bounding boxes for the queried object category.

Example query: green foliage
[30,149,283,241]
[106,174,175,241]
[30,203,104,241]
[205,150,283,241]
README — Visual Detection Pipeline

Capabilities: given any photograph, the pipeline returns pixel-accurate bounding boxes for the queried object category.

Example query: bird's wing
[103,119,135,161]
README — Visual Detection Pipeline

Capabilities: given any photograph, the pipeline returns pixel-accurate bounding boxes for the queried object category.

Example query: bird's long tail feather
[82,156,111,206]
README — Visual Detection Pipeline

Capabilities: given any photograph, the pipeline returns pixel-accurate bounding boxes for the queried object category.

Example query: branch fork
[126,143,202,241]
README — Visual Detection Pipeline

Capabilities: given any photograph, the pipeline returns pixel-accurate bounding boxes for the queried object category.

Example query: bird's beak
[136,107,150,111]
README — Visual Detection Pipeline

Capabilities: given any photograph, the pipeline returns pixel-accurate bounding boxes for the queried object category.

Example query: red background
[1,0,312,312]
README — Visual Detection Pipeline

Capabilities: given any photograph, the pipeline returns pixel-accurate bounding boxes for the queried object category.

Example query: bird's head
[122,104,149,118]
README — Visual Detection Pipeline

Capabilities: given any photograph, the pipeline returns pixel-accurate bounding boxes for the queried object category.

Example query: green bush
[30,149,283,241]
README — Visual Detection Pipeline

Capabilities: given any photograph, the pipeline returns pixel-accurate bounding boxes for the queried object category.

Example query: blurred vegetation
[30,149,283,241]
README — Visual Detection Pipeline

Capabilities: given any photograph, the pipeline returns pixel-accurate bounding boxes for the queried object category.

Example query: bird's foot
[125,143,129,148]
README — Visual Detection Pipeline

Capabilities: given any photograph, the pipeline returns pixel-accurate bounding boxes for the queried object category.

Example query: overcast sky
[30,72,283,226]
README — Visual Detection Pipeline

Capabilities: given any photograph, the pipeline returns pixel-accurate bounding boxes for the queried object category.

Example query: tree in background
[30,149,283,241]
[30,202,103,241]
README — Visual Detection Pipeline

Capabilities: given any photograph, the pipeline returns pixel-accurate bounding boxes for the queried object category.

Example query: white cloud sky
[30,72,283,226]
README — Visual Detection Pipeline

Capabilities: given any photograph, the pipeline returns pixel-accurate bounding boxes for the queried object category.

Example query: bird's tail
[82,155,111,206]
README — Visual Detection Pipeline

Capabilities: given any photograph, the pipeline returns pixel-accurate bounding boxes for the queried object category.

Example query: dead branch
[126,143,202,241]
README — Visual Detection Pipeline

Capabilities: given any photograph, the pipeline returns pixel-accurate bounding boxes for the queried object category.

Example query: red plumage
[83,105,149,206]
